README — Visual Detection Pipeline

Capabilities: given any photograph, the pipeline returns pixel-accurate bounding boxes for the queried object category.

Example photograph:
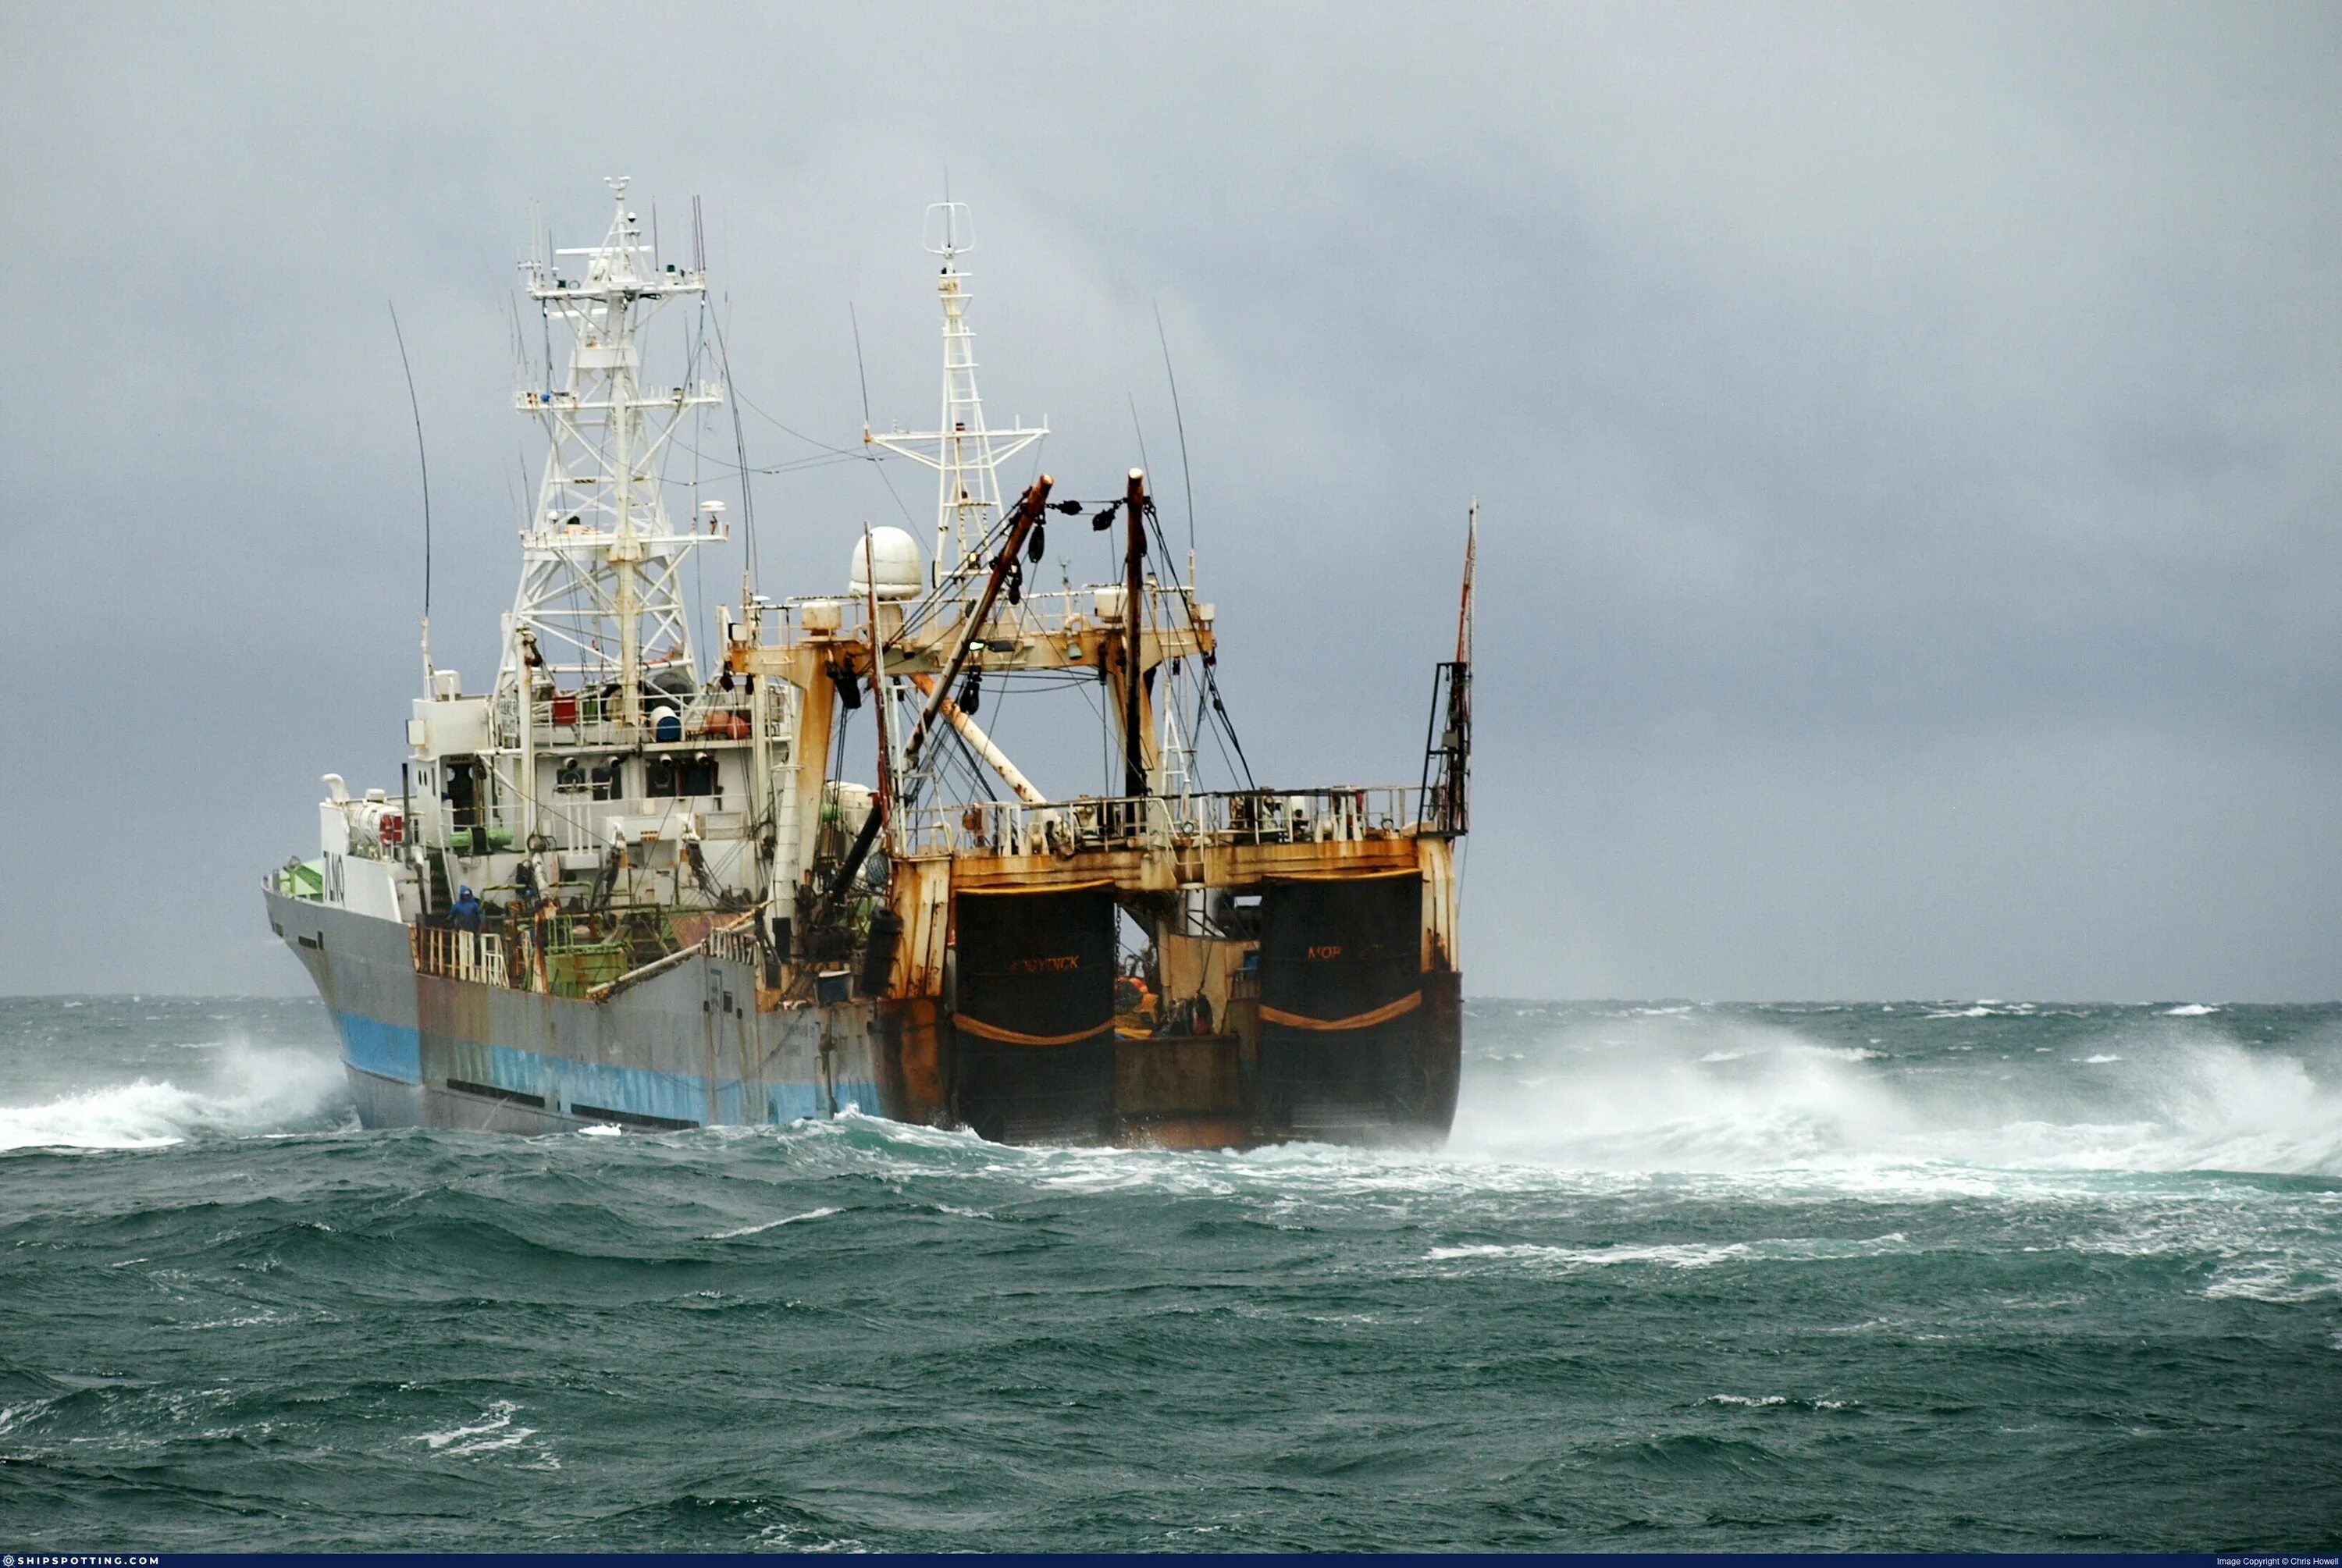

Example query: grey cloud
[4,2,2337,997]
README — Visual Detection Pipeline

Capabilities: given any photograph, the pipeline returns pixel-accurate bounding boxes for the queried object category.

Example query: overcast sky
[5,3,2339,999]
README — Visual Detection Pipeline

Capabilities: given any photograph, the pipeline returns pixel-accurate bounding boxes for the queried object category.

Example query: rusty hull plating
[847,805,1467,1150]
[733,501,1470,1149]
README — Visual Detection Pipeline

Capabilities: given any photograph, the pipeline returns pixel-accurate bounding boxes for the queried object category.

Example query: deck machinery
[264,184,1473,1146]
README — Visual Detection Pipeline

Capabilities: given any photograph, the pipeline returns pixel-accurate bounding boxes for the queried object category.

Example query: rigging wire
[666,434,873,477]
[707,296,761,588]
[686,333,926,538]
[1117,393,1251,786]
[868,458,924,535]
[841,304,927,535]
[741,411,865,464]
[734,381,867,458]
[1140,501,1255,790]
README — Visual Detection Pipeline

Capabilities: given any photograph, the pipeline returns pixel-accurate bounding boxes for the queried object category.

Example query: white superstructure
[372,181,793,940]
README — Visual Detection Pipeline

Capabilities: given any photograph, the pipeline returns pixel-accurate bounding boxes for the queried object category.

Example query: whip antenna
[388,300,433,667]
[850,302,874,432]
[1154,302,1195,558]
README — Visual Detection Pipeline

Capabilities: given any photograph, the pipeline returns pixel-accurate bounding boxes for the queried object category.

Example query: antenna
[1127,393,1151,479]
[923,201,972,259]
[1154,304,1196,559]
[388,300,433,674]
[869,201,1046,577]
[850,302,873,430]
[1457,498,1478,664]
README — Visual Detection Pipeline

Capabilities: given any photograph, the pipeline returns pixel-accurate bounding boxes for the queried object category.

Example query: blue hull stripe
[331,1010,857,1126]
[336,1012,422,1083]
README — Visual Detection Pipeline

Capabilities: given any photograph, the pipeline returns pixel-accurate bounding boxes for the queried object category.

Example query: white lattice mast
[501,178,724,730]
[866,202,1045,586]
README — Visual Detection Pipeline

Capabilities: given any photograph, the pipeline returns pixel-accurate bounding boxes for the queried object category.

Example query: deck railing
[892,785,1425,858]
[408,905,767,999]
[510,690,787,752]
[425,794,732,861]
[412,925,512,987]
[703,917,763,969]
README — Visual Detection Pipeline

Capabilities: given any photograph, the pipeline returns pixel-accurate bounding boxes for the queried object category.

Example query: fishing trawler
[263,183,1473,1147]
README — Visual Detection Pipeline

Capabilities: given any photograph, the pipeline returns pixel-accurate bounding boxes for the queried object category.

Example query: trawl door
[952,883,1117,1144]
[1257,871,1434,1140]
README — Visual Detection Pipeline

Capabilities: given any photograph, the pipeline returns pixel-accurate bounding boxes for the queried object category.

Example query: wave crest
[0,1043,349,1151]
[1453,1015,2342,1178]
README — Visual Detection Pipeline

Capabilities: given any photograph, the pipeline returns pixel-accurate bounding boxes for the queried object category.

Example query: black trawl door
[1257,872,1432,1140]
[952,883,1118,1144]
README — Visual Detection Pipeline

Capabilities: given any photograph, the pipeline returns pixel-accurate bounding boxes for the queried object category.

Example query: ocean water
[2,996,2337,1552]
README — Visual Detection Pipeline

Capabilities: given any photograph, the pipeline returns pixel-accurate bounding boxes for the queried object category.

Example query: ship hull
[264,891,1458,1148]
[265,891,877,1135]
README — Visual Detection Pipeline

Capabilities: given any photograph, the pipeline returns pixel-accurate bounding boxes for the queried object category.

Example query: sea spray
[2,995,2336,1551]
[0,1036,349,1152]
[1453,1004,2342,1179]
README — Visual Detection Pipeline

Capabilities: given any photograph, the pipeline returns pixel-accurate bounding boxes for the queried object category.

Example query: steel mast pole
[608,186,642,732]
[1123,468,1149,803]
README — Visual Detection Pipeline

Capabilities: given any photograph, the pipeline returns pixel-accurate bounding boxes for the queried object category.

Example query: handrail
[518,691,778,745]
[891,785,1426,858]
[411,924,512,987]
[586,906,765,1003]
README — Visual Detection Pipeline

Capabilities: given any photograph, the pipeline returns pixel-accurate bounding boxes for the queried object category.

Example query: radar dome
[849,527,924,601]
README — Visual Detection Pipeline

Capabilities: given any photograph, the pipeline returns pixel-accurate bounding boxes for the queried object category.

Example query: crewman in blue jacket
[451,885,483,933]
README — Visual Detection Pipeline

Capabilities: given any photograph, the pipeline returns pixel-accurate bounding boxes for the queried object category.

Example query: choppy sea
[2,996,2337,1552]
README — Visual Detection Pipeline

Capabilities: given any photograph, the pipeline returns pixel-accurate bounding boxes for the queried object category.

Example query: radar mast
[500,178,724,732]
[865,202,1047,585]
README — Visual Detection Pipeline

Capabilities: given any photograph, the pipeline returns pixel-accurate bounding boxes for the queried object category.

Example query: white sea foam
[413,1399,553,1464]
[2166,1004,2219,1016]
[418,1401,525,1450]
[1424,1234,1911,1270]
[1427,1241,1750,1268]
[1449,1013,2342,1179]
[707,1207,842,1239]
[0,1044,347,1151]
[2201,1263,2342,1303]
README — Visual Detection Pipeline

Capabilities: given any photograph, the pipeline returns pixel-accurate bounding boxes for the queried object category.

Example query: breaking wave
[1452,1012,2342,1179]
[3,997,2335,1553]
[0,1042,350,1152]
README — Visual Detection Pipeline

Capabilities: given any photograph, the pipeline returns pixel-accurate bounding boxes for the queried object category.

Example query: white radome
[849,526,924,600]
